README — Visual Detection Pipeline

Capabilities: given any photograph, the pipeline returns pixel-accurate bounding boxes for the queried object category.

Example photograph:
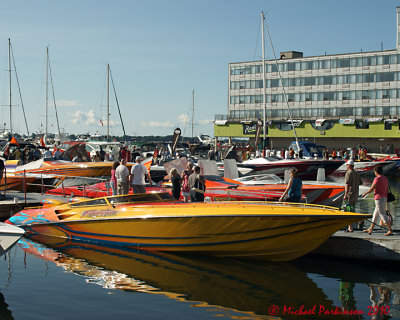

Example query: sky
[0,0,399,138]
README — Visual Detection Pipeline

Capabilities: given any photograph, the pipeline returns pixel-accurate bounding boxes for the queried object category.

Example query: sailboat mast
[109,67,127,142]
[191,90,194,141]
[107,64,110,141]
[47,48,62,142]
[8,39,12,135]
[10,40,30,136]
[46,47,49,137]
[261,13,267,150]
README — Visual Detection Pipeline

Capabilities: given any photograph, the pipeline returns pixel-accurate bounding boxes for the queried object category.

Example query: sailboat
[240,14,344,180]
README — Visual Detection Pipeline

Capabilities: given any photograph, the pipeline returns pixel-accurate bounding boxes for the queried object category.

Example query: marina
[2,1,400,319]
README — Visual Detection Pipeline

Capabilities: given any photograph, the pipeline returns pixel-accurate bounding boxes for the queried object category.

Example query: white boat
[334,160,397,176]
[0,222,25,255]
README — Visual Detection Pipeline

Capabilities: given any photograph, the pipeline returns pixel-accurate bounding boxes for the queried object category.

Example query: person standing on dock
[130,156,149,194]
[362,165,393,236]
[343,160,361,232]
[115,159,130,195]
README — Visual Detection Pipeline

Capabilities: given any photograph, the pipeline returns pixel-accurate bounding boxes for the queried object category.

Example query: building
[214,7,400,152]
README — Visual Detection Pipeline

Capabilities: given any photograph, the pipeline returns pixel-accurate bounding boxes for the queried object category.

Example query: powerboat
[12,159,115,177]
[0,173,36,191]
[46,181,165,198]
[232,174,346,206]
[0,222,25,255]
[160,175,346,207]
[238,156,344,180]
[333,159,397,176]
[7,192,369,261]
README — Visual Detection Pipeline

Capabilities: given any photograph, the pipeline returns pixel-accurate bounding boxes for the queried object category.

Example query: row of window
[230,88,400,104]
[230,71,399,90]
[230,53,399,75]
[229,106,400,119]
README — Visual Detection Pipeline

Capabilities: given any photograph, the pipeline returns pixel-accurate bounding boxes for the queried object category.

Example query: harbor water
[1,175,400,319]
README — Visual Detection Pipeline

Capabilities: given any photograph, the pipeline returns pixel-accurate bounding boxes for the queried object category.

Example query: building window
[385,122,392,130]
[355,121,369,129]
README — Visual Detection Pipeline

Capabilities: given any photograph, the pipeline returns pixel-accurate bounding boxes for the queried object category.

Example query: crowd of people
[242,143,397,162]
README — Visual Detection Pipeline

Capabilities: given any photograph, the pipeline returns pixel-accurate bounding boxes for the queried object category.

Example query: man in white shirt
[115,159,130,195]
[130,156,149,194]
[43,148,52,159]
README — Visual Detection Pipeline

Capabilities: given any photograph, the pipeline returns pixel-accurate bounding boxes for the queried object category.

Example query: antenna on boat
[264,17,300,151]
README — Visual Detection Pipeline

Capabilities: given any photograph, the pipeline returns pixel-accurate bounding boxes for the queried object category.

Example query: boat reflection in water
[20,235,344,319]
[0,291,13,320]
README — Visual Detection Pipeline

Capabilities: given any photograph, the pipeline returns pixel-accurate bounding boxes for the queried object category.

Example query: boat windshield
[69,192,174,207]
[107,193,174,205]
[236,174,283,184]
[70,198,108,207]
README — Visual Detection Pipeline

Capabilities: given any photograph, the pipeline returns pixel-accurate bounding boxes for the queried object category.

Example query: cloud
[197,119,213,125]
[177,114,189,123]
[141,121,175,128]
[71,109,97,125]
[57,100,82,107]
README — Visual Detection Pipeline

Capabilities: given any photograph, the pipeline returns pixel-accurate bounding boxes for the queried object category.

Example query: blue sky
[0,0,399,137]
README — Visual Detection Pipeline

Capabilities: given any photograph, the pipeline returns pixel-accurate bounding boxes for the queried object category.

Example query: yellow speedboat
[7,193,370,261]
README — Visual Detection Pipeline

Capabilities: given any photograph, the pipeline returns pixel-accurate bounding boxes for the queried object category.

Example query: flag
[40,136,46,147]
[142,157,152,171]
[254,119,263,150]
[10,136,20,147]
[171,128,181,154]
[100,120,104,126]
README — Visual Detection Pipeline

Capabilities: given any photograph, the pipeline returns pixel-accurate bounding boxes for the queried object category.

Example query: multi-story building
[214,7,400,152]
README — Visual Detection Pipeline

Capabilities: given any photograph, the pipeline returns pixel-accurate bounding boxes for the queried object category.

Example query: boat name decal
[81,210,117,218]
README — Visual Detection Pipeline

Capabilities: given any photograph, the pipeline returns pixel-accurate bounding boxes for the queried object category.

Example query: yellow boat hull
[13,199,370,261]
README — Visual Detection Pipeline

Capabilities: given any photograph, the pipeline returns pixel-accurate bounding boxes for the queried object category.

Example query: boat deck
[315,229,400,262]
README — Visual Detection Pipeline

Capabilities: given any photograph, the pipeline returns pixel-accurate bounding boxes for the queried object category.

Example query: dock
[315,230,400,262]
[0,190,66,221]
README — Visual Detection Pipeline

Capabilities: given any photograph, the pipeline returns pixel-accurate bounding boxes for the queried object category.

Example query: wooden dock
[0,191,66,221]
[315,230,400,262]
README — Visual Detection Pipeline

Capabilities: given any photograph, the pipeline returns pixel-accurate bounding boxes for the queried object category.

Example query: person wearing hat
[130,156,149,194]
[115,159,130,195]
[344,159,361,231]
